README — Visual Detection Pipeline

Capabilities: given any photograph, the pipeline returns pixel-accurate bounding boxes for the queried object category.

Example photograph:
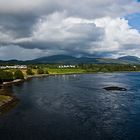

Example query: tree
[4,71,13,81]
[37,68,44,74]
[26,68,34,75]
[0,78,2,84]
[100,68,108,72]
[14,69,24,79]
[0,70,5,83]
[0,70,13,82]
[45,70,49,74]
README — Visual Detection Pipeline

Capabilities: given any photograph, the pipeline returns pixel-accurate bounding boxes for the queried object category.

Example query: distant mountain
[32,55,98,64]
[31,55,140,64]
[33,55,77,64]
[0,60,25,64]
[0,55,140,64]
[118,56,140,64]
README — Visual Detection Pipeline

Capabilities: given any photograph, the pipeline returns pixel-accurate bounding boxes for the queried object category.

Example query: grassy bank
[0,89,17,115]
[47,68,86,74]
[0,95,13,107]
[0,81,19,115]
[4,67,140,79]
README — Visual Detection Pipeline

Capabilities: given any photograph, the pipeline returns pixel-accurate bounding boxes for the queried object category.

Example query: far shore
[1,71,140,87]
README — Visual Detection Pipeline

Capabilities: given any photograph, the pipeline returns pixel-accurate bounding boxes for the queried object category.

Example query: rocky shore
[0,83,19,115]
[3,79,24,86]
[0,95,18,115]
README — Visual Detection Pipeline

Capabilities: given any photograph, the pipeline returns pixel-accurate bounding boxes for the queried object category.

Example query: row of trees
[0,69,24,84]
[78,64,140,72]
[0,68,49,84]
[26,68,49,75]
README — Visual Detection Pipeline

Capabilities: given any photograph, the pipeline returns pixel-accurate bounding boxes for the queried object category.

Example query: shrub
[37,69,44,74]
[45,70,49,74]
[14,69,24,79]
[0,70,13,82]
[26,68,34,75]
[4,71,14,81]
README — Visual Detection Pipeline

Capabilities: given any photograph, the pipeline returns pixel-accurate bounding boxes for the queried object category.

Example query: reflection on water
[0,73,140,140]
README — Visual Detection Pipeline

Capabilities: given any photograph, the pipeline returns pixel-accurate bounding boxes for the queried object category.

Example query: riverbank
[0,95,13,107]
[0,75,49,113]
[1,71,140,87]
[3,79,24,85]
[0,77,23,114]
[25,74,49,79]
[0,87,18,115]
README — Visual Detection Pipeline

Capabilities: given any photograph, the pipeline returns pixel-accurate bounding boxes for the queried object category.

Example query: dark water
[0,73,140,140]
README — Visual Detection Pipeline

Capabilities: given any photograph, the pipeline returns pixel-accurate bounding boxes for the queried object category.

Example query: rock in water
[103,86,127,91]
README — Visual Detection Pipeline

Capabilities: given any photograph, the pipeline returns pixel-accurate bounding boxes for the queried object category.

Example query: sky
[0,0,140,60]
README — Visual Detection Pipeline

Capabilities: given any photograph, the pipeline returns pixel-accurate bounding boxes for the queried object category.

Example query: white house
[58,65,76,68]
[0,65,27,69]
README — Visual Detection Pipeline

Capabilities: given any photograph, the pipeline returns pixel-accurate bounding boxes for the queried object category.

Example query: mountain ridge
[32,55,140,64]
[0,55,140,64]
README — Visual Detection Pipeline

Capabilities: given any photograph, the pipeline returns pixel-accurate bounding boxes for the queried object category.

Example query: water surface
[0,73,140,140]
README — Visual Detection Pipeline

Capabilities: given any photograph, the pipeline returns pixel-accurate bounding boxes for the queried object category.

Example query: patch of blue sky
[125,13,140,32]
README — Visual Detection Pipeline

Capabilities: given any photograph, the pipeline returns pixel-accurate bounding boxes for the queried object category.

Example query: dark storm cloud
[0,14,38,37]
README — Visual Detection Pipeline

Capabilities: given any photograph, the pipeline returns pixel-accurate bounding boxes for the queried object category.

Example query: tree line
[78,64,140,72]
[0,68,49,84]
[0,69,24,84]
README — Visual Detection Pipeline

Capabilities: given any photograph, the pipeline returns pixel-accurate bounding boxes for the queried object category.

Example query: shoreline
[0,86,19,115]
[1,71,140,87]
[3,79,24,85]
[0,95,18,115]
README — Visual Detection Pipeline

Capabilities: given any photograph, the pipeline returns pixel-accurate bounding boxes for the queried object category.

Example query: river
[0,73,140,140]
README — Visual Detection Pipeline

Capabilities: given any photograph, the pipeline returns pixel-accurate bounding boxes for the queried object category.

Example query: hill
[118,56,140,64]
[0,55,140,64]
[31,55,140,64]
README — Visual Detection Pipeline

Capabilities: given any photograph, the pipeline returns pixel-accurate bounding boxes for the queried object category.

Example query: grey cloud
[0,0,140,18]
[0,45,45,60]
[13,15,105,56]
[0,14,38,38]
[0,0,140,60]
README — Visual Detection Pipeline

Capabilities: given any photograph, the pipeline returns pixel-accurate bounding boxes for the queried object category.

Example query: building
[58,65,76,68]
[0,65,27,69]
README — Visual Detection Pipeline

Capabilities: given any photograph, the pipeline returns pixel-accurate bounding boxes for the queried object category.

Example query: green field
[48,68,86,74]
